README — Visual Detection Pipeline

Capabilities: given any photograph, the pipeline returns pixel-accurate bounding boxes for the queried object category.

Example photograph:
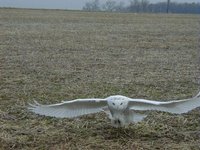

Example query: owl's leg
[111,119,120,127]
[110,116,128,127]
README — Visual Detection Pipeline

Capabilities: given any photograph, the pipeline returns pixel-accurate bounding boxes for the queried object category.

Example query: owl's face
[107,95,129,111]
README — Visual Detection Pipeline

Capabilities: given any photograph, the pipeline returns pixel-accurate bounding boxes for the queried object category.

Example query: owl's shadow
[96,119,164,141]
[95,123,143,140]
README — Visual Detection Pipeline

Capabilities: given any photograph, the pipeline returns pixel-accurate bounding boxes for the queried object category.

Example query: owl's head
[107,95,129,111]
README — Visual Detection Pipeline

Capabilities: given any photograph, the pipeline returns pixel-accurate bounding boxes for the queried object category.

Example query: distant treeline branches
[82,0,200,14]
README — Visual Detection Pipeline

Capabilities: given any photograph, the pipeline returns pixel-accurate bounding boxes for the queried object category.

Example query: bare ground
[0,8,200,149]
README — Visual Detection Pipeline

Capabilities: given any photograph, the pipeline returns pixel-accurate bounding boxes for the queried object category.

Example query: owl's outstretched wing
[128,91,200,114]
[28,98,107,118]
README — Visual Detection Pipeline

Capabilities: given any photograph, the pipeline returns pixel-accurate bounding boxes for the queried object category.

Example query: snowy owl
[28,91,200,127]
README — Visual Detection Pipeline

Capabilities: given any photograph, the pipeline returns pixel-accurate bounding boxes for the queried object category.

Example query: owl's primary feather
[28,91,200,127]
[128,91,200,114]
[28,98,107,118]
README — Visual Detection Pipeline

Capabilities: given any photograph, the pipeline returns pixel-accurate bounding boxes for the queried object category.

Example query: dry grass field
[0,8,200,149]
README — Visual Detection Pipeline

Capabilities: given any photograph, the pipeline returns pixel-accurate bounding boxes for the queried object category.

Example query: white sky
[0,0,199,10]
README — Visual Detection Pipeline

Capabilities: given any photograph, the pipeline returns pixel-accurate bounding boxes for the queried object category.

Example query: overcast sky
[0,0,199,10]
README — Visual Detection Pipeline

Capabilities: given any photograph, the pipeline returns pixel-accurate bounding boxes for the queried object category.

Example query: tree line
[82,0,200,14]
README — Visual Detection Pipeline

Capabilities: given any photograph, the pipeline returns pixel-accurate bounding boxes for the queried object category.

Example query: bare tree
[82,0,101,11]
[102,0,117,12]
[82,0,200,14]
[141,0,149,12]
[129,0,140,12]
[115,1,126,12]
[167,0,170,13]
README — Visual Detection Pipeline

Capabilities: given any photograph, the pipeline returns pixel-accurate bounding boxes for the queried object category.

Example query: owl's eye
[120,103,123,105]
[112,103,115,105]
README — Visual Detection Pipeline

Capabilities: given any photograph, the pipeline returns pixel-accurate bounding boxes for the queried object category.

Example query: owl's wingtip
[195,91,200,98]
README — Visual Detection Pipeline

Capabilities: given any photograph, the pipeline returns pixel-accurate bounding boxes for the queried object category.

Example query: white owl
[28,91,200,127]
